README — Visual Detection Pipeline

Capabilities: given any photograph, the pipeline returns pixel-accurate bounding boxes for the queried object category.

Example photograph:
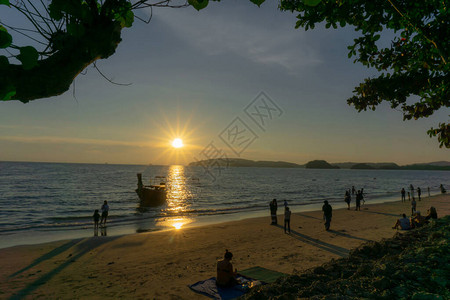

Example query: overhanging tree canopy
[279,0,449,147]
[0,0,449,147]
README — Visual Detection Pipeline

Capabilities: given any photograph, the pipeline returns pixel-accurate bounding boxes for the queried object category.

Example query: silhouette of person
[216,249,238,288]
[100,200,109,226]
[411,197,417,215]
[322,200,332,231]
[355,190,362,211]
[284,207,291,234]
[417,187,421,201]
[344,190,351,210]
[269,199,278,225]
[401,188,406,202]
[93,209,100,236]
[351,186,356,195]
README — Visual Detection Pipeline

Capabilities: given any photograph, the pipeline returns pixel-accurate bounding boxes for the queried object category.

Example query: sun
[172,138,184,148]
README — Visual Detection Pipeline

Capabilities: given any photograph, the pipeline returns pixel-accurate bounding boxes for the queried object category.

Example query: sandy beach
[1,194,449,299]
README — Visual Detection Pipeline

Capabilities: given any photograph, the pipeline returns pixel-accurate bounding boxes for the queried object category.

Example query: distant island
[188,158,302,168]
[189,158,450,170]
[305,160,339,169]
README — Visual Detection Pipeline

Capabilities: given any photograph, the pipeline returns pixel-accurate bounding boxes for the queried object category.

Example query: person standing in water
[100,200,109,226]
[93,209,100,236]
[401,188,406,202]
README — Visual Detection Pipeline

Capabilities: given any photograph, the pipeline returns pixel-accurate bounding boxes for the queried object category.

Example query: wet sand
[1,194,448,299]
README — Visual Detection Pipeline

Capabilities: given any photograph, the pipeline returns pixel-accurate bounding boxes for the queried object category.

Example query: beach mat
[188,276,256,300]
[239,266,286,284]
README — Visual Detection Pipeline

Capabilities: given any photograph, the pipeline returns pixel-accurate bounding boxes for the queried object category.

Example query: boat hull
[136,187,166,207]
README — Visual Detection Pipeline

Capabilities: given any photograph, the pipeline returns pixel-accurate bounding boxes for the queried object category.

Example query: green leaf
[115,10,134,28]
[0,26,12,48]
[250,0,265,6]
[188,0,209,11]
[0,84,16,101]
[124,10,134,28]
[17,46,39,70]
[0,0,9,6]
[303,0,322,6]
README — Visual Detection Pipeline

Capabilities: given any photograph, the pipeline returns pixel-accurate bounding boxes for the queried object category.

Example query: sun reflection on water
[166,165,193,213]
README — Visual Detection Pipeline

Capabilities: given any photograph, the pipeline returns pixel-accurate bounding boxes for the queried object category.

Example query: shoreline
[1,191,443,250]
[1,193,449,299]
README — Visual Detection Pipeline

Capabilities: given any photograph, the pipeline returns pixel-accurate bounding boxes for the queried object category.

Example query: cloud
[0,136,147,147]
[153,3,322,71]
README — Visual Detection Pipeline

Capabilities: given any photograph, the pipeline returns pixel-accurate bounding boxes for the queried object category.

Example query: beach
[1,194,449,299]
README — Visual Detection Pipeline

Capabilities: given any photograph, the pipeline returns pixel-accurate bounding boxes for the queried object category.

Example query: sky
[0,0,448,166]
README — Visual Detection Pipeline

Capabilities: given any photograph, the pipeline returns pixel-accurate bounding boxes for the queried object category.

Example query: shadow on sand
[360,210,400,217]
[327,230,370,242]
[275,225,350,257]
[9,235,120,299]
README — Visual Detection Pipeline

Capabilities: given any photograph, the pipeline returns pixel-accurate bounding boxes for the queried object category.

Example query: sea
[0,161,449,249]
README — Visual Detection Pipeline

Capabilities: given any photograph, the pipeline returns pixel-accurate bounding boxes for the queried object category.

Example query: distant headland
[188,158,450,170]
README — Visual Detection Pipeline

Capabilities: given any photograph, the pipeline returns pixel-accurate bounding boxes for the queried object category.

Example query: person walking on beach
[410,184,415,198]
[322,200,332,231]
[355,190,362,211]
[100,200,109,226]
[344,190,351,210]
[411,197,417,215]
[93,209,100,236]
[401,188,406,202]
[284,207,291,234]
[352,186,356,195]
[216,249,238,288]
[417,187,421,201]
[269,199,278,225]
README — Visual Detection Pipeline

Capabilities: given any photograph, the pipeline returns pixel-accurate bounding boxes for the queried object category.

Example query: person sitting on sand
[392,214,411,230]
[216,249,238,288]
[425,206,437,221]
[411,211,427,228]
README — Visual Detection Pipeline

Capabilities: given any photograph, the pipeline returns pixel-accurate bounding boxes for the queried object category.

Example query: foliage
[0,0,139,101]
[244,215,450,299]
[279,0,449,147]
